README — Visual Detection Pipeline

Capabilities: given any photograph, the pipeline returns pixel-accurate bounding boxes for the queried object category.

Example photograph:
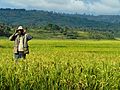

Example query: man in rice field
[9,26,33,60]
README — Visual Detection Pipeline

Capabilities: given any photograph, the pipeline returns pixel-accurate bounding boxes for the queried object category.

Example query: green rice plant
[0,39,120,90]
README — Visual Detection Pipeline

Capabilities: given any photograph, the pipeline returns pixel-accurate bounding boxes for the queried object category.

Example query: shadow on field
[84,51,120,54]
[0,45,5,48]
[0,45,11,48]
[54,45,67,48]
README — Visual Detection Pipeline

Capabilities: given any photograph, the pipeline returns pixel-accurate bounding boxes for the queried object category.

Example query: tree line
[0,8,119,39]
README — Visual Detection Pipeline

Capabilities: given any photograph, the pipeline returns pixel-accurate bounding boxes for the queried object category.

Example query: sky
[0,0,120,15]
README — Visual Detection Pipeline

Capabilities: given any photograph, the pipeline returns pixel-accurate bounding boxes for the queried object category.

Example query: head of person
[17,26,24,35]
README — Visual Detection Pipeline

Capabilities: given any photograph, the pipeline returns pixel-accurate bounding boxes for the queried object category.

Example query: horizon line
[0,8,120,16]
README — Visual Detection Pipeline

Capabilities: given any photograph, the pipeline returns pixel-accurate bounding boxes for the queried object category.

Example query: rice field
[0,39,120,90]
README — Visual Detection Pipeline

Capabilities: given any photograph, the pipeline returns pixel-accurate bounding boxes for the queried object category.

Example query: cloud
[101,0,120,8]
[0,0,120,15]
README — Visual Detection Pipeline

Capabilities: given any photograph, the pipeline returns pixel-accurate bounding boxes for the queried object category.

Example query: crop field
[0,39,120,90]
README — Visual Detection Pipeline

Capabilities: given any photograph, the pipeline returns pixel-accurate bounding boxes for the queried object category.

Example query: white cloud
[101,0,120,8]
[89,3,118,15]
[0,0,120,15]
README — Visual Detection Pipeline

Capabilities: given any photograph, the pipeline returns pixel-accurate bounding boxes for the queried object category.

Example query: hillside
[0,8,120,28]
[0,8,120,39]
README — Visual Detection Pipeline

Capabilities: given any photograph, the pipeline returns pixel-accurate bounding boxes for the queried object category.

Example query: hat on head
[17,26,23,30]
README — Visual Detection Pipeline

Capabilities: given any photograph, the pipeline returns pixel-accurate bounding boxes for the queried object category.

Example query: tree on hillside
[0,23,11,37]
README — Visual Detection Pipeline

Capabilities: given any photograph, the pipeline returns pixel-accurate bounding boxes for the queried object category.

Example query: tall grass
[0,39,120,90]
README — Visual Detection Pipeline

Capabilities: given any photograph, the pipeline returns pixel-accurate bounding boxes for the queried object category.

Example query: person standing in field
[9,26,33,59]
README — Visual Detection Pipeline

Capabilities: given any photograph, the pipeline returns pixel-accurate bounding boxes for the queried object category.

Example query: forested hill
[1,8,120,39]
[0,8,120,28]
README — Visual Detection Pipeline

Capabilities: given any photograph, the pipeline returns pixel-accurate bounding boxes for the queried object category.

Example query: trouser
[14,51,26,59]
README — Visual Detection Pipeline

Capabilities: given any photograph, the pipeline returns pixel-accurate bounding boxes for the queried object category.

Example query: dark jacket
[9,33,33,54]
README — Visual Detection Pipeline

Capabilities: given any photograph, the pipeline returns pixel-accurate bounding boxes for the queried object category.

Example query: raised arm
[9,32,18,41]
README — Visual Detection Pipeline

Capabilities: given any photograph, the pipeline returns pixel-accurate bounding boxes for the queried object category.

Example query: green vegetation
[0,23,115,40]
[0,8,120,90]
[0,23,11,37]
[0,8,120,39]
[0,8,120,28]
[0,39,120,90]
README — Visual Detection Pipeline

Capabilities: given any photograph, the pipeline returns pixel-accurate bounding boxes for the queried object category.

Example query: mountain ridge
[0,8,120,28]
